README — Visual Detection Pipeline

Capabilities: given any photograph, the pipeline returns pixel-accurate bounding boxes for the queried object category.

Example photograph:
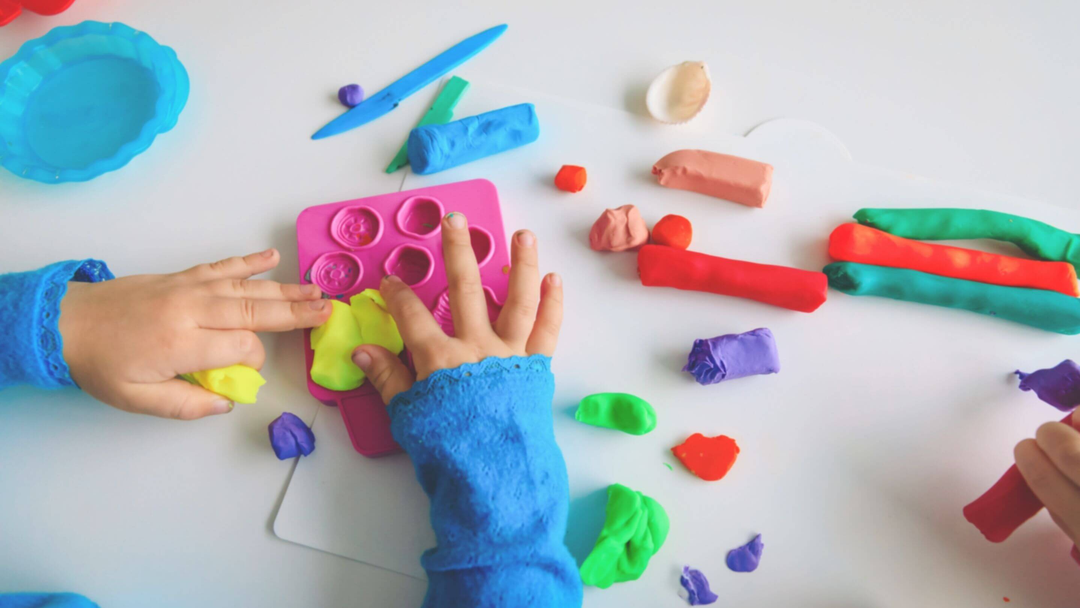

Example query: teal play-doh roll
[407,103,540,175]
[824,262,1080,335]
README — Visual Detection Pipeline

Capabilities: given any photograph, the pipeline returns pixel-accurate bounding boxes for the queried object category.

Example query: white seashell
[645,61,712,125]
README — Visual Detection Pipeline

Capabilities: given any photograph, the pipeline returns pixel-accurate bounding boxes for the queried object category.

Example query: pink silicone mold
[330,206,383,250]
[296,179,510,457]
[431,287,503,337]
[383,244,434,286]
[396,195,444,239]
[310,251,362,295]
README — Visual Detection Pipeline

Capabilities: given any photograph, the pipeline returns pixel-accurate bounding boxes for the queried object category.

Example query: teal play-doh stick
[824,262,1080,335]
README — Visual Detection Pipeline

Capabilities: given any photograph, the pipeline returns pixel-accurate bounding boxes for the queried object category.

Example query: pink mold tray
[297,179,511,457]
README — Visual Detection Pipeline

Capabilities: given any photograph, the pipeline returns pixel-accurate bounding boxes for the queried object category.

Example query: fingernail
[446,212,466,229]
[262,248,276,258]
[309,299,327,310]
[383,274,401,283]
[516,230,535,247]
[549,272,562,287]
[212,400,234,415]
[353,349,373,370]
[300,284,319,296]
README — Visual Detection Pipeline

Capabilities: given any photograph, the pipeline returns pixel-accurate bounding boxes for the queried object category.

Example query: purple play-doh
[269,412,316,460]
[726,533,764,573]
[679,565,718,605]
[683,328,780,385]
[1015,359,1080,412]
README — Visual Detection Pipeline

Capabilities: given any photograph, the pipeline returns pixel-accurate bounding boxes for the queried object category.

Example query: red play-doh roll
[637,244,828,312]
[963,412,1073,543]
[830,223,1080,296]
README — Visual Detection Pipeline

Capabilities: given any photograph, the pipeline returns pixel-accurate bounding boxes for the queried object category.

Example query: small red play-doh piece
[651,214,692,249]
[638,244,828,312]
[554,165,587,193]
[671,433,740,481]
[964,411,1073,543]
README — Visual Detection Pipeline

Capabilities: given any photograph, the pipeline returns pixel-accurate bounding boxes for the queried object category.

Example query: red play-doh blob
[671,433,740,481]
[554,165,587,193]
[652,214,693,249]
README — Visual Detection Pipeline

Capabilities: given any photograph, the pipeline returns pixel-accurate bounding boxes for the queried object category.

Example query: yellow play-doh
[310,299,367,391]
[308,290,405,392]
[188,365,266,404]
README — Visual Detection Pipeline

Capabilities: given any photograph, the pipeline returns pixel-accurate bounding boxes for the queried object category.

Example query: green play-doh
[575,393,656,435]
[855,208,1080,270]
[825,262,1080,335]
[579,483,670,588]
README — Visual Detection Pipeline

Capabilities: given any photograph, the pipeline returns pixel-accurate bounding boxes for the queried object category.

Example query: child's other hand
[59,249,332,419]
[1015,415,1080,546]
[352,212,563,404]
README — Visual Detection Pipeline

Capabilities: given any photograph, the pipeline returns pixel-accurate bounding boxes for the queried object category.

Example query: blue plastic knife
[312,24,507,140]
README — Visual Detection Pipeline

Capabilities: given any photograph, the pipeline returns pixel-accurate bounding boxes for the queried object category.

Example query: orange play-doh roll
[829,223,1079,296]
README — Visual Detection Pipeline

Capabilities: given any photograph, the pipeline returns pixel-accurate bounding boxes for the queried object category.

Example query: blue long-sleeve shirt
[0,262,583,608]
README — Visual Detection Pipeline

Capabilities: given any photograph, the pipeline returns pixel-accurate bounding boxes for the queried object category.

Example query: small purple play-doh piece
[1015,360,1080,412]
[725,533,764,573]
[679,565,718,605]
[269,412,316,460]
[338,84,365,108]
[684,328,780,385]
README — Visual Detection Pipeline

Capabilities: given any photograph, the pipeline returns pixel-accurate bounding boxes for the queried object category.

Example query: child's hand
[352,212,563,404]
[59,249,332,419]
[1015,415,1080,546]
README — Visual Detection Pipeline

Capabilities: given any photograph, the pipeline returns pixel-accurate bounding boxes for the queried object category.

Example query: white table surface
[1,1,1079,606]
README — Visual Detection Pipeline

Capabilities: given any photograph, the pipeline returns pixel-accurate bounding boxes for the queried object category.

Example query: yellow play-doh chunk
[310,299,367,391]
[350,289,405,355]
[189,364,266,404]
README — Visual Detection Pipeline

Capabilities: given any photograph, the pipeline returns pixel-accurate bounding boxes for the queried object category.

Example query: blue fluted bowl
[0,21,189,184]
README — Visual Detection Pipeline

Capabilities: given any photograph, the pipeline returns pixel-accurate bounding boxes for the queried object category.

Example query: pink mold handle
[296,179,511,457]
[0,0,76,26]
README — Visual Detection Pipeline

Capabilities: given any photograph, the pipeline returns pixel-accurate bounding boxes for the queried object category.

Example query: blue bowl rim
[0,20,190,184]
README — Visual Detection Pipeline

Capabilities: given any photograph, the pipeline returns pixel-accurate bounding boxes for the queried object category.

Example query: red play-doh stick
[963,412,1073,543]
[637,244,828,312]
[830,223,1080,296]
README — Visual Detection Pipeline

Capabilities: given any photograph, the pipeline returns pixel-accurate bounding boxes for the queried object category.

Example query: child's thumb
[353,345,414,404]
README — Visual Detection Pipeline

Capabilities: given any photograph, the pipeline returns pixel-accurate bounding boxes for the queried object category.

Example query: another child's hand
[1015,415,1080,546]
[352,212,563,404]
[59,249,332,419]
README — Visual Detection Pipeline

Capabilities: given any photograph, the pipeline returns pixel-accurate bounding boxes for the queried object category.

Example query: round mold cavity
[310,251,363,294]
[0,21,190,183]
[431,287,503,337]
[330,205,383,249]
[396,196,444,239]
[469,226,494,267]
[384,244,434,287]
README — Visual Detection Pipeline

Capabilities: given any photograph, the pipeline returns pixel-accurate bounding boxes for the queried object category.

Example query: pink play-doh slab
[296,179,511,457]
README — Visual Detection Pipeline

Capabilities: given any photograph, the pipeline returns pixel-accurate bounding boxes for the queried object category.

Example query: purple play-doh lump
[1015,360,1080,412]
[726,533,764,573]
[683,328,779,385]
[269,412,316,460]
[679,565,718,605]
[338,84,364,107]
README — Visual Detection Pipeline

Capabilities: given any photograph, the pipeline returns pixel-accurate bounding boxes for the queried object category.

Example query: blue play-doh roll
[407,103,540,175]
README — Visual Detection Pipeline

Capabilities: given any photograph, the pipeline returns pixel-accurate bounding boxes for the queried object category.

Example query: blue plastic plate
[0,21,189,183]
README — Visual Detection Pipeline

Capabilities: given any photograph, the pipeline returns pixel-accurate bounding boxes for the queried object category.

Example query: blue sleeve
[0,260,113,391]
[0,593,99,608]
[388,355,583,608]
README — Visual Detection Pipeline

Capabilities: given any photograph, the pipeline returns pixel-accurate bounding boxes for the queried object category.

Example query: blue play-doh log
[407,103,539,175]
[0,21,189,184]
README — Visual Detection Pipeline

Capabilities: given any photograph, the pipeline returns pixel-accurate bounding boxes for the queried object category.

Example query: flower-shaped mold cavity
[469,226,494,267]
[310,251,363,295]
[330,206,383,249]
[431,287,503,336]
[396,196,444,239]
[0,21,190,183]
[383,244,434,287]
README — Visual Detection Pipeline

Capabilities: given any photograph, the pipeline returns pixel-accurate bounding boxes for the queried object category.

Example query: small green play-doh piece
[310,299,367,391]
[855,208,1080,271]
[579,483,670,588]
[825,262,1080,335]
[575,393,656,435]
